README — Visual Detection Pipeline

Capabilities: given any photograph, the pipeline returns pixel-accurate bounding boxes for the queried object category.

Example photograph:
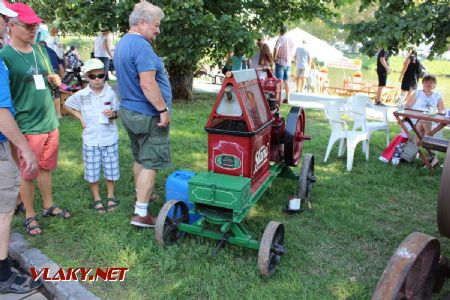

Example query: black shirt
[377,49,389,73]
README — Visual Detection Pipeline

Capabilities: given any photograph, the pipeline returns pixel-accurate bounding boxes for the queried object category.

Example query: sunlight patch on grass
[330,279,363,300]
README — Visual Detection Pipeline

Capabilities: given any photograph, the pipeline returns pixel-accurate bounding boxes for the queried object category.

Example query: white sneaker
[379,156,389,163]
[392,157,400,166]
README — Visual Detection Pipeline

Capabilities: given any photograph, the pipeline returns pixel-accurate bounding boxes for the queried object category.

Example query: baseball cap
[83,58,104,74]
[0,1,18,18]
[8,2,42,24]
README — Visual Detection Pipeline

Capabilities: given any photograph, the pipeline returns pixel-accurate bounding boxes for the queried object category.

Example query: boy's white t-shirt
[65,84,119,147]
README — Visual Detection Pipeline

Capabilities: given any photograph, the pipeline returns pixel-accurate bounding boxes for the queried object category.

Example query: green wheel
[155,200,189,246]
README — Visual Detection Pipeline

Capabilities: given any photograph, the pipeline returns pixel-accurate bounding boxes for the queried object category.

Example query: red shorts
[19,129,59,180]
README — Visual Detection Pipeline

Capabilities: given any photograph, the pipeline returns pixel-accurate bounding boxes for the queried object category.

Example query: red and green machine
[155,68,315,276]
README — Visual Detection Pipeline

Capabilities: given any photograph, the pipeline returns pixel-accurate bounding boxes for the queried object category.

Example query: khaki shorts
[296,68,307,78]
[120,108,171,170]
[0,141,20,213]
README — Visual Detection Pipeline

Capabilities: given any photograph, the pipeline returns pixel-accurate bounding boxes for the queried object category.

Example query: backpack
[416,59,426,78]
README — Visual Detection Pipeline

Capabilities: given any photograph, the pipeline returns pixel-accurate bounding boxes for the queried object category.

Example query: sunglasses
[11,22,39,31]
[87,74,106,80]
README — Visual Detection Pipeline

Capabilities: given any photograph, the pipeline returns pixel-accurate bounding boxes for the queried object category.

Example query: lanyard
[11,46,39,75]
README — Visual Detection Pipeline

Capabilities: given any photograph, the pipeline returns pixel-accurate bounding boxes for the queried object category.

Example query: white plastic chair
[324,101,370,171]
[347,94,390,148]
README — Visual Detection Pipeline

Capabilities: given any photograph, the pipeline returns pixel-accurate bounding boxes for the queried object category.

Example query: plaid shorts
[82,143,120,183]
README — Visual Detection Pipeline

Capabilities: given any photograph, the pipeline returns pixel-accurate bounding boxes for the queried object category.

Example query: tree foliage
[347,0,450,57]
[26,0,342,100]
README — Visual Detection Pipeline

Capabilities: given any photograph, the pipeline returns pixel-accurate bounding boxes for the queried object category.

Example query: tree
[346,0,450,57]
[28,0,342,101]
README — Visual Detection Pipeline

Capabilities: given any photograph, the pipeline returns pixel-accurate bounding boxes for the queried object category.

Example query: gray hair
[8,17,19,24]
[129,1,164,27]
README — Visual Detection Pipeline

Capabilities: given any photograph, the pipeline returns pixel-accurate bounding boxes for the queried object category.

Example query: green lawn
[12,91,450,299]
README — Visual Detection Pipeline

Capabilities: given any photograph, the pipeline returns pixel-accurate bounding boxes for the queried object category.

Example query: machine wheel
[258,221,285,276]
[299,153,315,201]
[437,147,450,238]
[284,106,306,166]
[372,232,440,300]
[155,200,189,246]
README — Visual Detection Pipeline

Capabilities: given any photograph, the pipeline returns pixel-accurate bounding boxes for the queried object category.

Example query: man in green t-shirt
[0,3,70,236]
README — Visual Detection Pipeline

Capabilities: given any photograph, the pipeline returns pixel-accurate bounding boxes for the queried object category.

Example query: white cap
[0,1,18,18]
[83,58,104,74]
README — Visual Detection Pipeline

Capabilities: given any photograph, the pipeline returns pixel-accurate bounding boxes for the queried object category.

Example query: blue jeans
[275,63,290,81]
[96,57,110,81]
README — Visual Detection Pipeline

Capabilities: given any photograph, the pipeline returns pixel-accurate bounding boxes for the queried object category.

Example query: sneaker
[375,101,386,106]
[391,157,400,166]
[378,156,389,163]
[0,272,42,294]
[282,98,288,104]
[130,214,156,228]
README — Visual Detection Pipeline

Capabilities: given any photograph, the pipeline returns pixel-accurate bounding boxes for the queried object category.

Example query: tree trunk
[168,67,194,102]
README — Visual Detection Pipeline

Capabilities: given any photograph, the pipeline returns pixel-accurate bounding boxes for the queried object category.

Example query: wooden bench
[422,136,449,153]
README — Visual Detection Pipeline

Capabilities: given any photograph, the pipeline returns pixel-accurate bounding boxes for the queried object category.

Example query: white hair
[129,1,164,27]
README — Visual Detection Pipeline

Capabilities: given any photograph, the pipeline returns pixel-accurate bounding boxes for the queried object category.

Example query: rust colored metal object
[372,232,440,300]
[258,221,285,276]
[155,200,189,246]
[438,146,450,238]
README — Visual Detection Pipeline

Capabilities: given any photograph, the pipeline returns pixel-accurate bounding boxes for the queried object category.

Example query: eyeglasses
[11,22,39,31]
[87,74,106,80]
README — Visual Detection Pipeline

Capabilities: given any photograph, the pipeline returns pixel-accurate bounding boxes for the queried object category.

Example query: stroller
[62,46,85,91]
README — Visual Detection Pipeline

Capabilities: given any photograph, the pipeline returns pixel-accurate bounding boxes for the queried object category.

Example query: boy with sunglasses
[64,59,120,213]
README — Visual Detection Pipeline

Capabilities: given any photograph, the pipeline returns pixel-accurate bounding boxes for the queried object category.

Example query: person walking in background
[0,2,69,236]
[38,41,64,119]
[273,24,294,104]
[114,1,171,228]
[0,2,41,293]
[399,48,420,99]
[94,28,112,80]
[258,36,274,69]
[294,40,311,93]
[375,48,390,106]
[45,26,64,65]
[64,59,120,214]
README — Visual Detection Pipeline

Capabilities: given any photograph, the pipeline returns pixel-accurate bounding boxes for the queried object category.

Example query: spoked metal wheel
[299,153,315,202]
[437,147,450,238]
[284,106,306,166]
[155,200,189,246]
[258,221,285,276]
[372,232,441,300]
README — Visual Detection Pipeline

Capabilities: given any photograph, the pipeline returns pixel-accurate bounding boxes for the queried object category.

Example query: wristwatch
[158,107,169,114]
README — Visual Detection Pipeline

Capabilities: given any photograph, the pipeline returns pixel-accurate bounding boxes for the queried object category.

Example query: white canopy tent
[267,27,344,63]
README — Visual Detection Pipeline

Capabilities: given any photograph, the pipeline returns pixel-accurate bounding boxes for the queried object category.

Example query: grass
[12,91,450,299]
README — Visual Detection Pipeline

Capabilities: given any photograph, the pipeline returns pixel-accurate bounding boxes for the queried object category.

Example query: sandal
[23,216,42,236]
[92,200,106,214]
[14,202,25,215]
[0,271,42,294]
[106,198,119,212]
[42,206,71,219]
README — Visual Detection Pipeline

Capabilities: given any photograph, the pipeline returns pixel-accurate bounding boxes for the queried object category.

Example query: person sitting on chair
[405,74,445,137]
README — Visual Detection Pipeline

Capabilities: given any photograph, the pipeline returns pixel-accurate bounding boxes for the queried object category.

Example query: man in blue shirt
[114,1,171,227]
[0,3,40,293]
